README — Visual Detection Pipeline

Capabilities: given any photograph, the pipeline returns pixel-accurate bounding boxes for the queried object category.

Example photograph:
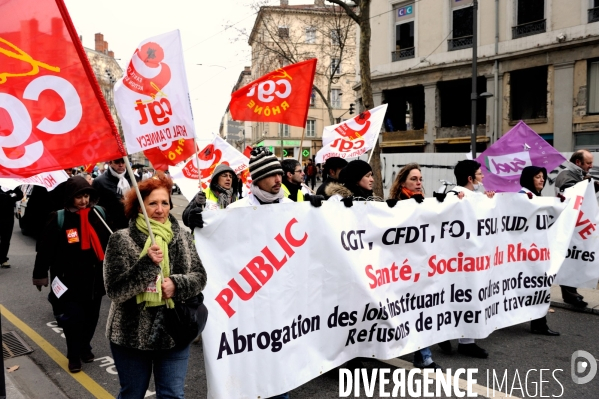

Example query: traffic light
[349,103,355,115]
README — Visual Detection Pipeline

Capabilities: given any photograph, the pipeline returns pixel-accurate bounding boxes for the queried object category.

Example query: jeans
[110,341,190,399]
[413,347,433,367]
[61,298,102,362]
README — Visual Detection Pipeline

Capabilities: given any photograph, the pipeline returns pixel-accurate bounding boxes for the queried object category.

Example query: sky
[62,0,319,143]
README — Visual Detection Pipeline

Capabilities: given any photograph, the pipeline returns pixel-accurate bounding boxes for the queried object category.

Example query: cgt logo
[246,69,292,103]
[571,350,597,384]
[334,111,371,141]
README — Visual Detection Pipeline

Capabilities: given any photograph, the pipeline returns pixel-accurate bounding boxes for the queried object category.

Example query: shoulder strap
[93,205,106,220]
[57,210,64,230]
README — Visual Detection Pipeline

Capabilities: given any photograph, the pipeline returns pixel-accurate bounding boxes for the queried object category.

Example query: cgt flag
[475,121,567,192]
[315,104,387,163]
[0,0,125,178]
[230,59,317,128]
[114,30,196,154]
[143,138,196,171]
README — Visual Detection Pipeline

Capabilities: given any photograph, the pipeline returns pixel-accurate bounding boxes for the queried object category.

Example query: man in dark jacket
[0,186,24,268]
[92,158,131,230]
[554,150,595,308]
[316,157,348,199]
[32,176,111,373]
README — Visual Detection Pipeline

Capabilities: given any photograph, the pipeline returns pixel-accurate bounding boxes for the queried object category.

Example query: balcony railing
[391,47,415,62]
[589,7,599,23]
[512,19,546,39]
[448,35,473,51]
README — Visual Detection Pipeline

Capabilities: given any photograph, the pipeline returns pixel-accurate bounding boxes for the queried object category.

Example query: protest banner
[0,170,69,191]
[555,180,599,288]
[475,122,566,192]
[170,136,250,201]
[229,59,317,128]
[195,191,586,398]
[0,0,125,178]
[315,104,387,164]
[114,30,196,154]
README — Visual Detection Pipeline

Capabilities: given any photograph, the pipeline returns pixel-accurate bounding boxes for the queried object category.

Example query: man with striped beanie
[229,147,293,208]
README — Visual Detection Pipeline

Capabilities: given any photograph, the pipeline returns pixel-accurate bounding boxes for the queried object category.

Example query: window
[310,88,316,106]
[331,58,341,75]
[513,0,545,38]
[510,66,548,121]
[449,5,473,51]
[331,89,341,108]
[279,124,290,137]
[393,21,415,61]
[305,27,316,43]
[306,120,315,137]
[278,26,289,38]
[330,29,342,46]
[590,0,599,23]
[588,60,599,113]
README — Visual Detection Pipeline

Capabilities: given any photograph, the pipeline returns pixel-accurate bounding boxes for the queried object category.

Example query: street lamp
[470,0,493,159]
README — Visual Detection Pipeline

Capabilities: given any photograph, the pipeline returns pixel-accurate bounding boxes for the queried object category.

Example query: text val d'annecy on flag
[229,59,317,127]
[0,0,126,178]
[114,30,197,156]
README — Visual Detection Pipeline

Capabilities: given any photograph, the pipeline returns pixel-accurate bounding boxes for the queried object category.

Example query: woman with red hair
[103,172,207,398]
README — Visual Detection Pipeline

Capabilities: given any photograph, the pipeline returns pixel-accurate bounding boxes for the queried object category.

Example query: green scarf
[135,214,175,308]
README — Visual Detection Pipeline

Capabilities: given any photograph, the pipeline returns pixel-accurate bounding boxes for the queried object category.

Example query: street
[1,193,597,398]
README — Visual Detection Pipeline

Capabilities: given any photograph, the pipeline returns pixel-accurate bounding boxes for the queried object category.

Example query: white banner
[315,104,387,164]
[555,180,599,288]
[115,30,196,154]
[0,170,69,191]
[196,192,587,398]
[170,136,250,201]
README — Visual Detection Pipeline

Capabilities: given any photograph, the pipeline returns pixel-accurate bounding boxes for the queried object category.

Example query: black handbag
[164,292,208,347]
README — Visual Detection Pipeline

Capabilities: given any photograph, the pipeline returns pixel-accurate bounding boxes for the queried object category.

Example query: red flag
[0,0,125,178]
[143,138,196,171]
[229,59,317,128]
[242,146,253,159]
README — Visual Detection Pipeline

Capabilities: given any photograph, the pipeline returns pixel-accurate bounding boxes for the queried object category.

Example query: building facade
[245,0,357,160]
[367,0,599,153]
[220,67,253,150]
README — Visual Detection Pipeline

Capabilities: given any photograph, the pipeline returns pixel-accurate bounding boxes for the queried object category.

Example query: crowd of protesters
[0,148,592,398]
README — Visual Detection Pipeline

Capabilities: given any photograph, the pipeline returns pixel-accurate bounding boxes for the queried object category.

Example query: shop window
[511,66,548,121]
[588,59,599,114]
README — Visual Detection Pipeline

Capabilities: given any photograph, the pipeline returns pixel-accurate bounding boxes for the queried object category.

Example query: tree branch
[326,0,360,23]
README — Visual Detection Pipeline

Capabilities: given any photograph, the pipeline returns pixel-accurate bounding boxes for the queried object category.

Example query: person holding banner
[437,160,491,359]
[182,164,241,231]
[281,159,311,202]
[326,160,381,202]
[103,173,206,398]
[93,158,132,231]
[519,166,560,336]
[32,176,110,373]
[554,150,596,308]
[316,157,348,199]
[388,164,441,370]
[229,148,293,209]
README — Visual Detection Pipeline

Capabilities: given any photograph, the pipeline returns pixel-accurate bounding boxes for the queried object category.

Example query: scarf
[77,207,105,261]
[108,166,131,195]
[400,187,419,200]
[135,214,175,308]
[251,183,284,204]
[213,184,234,209]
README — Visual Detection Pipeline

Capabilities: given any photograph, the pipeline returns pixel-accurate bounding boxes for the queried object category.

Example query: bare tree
[326,0,383,198]
[239,2,356,125]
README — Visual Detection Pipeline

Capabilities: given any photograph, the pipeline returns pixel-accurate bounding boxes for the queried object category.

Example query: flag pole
[367,127,383,163]
[194,149,204,193]
[298,127,306,162]
[124,156,156,245]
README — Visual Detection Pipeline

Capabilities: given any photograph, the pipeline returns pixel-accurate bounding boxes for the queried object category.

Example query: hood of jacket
[64,176,98,208]
[519,166,547,196]
[210,164,238,193]
[325,182,353,198]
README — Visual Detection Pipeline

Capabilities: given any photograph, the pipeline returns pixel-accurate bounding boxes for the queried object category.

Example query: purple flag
[475,121,566,192]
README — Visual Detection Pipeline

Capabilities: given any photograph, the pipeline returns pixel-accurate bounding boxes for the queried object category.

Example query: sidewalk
[550,284,599,315]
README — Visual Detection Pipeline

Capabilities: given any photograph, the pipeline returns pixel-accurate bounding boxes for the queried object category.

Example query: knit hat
[249,147,283,182]
[339,160,372,186]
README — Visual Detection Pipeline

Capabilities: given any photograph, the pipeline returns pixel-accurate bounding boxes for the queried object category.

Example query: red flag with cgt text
[229,59,317,128]
[0,0,126,178]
